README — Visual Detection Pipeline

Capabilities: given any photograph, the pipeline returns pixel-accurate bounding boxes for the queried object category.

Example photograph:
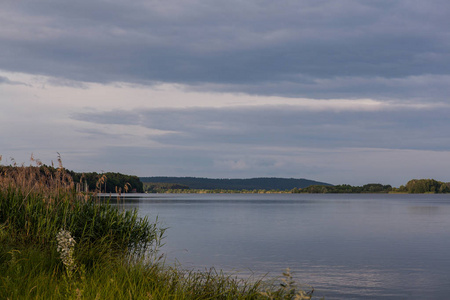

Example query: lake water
[120,193,450,299]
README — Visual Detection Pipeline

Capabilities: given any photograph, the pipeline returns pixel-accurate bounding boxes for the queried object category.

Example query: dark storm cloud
[73,105,450,151]
[205,74,450,101]
[2,0,450,101]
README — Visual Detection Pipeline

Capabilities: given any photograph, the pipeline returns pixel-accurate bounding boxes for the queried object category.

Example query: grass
[0,156,317,299]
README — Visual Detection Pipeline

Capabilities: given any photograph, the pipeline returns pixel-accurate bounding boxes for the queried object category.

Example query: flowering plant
[56,229,76,275]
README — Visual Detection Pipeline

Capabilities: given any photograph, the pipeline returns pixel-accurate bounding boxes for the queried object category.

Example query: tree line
[2,164,448,194]
[70,171,143,193]
[396,179,450,194]
[293,179,450,194]
[144,179,450,194]
[294,183,393,193]
[0,165,143,193]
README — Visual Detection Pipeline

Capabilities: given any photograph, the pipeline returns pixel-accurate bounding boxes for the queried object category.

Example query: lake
[119,193,450,299]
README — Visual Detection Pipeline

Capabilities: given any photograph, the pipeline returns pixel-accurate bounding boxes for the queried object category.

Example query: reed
[0,156,162,255]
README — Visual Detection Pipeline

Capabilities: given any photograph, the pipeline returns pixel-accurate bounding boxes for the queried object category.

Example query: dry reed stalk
[0,155,76,206]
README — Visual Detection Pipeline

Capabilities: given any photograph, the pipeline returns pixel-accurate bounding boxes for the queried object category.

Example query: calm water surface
[120,193,450,299]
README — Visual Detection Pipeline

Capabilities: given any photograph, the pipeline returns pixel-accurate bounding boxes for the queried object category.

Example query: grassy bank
[0,158,316,299]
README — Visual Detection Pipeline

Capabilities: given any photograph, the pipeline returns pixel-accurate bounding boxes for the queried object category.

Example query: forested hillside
[140,177,331,191]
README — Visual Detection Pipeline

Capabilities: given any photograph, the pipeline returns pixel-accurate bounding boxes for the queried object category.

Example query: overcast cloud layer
[1,1,450,186]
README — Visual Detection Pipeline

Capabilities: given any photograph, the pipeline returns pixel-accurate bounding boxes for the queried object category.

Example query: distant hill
[139,177,332,191]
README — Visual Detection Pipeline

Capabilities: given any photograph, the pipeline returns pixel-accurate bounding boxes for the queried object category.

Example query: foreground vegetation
[0,163,144,194]
[0,156,316,299]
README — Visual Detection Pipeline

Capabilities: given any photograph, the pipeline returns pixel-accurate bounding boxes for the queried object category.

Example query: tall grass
[0,156,161,257]
[0,156,317,299]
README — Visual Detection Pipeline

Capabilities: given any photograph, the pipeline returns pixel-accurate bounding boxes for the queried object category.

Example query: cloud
[72,104,450,152]
[2,1,450,186]
[198,74,450,103]
[1,1,449,101]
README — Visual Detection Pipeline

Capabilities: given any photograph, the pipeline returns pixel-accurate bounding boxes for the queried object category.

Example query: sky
[1,0,450,186]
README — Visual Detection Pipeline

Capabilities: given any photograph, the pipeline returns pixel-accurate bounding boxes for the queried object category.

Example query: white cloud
[4,70,428,113]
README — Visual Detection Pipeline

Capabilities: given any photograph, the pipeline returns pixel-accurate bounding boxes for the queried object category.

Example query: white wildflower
[56,229,76,274]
